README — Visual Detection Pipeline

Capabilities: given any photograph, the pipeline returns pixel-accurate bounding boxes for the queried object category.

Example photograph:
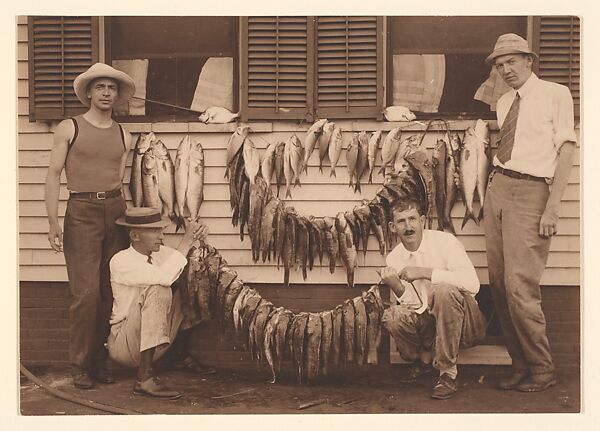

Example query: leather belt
[494,166,547,183]
[69,189,122,200]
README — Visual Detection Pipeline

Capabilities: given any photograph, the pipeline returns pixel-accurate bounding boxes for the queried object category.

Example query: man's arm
[119,129,133,184]
[45,120,73,252]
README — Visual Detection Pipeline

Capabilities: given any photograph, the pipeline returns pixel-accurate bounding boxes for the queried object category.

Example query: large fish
[260,196,280,263]
[460,127,480,228]
[344,211,361,258]
[393,134,422,175]
[331,305,343,368]
[310,217,325,266]
[238,177,250,241]
[251,301,274,363]
[243,138,261,185]
[239,288,263,334]
[323,216,339,274]
[379,127,402,176]
[185,247,211,322]
[305,312,323,384]
[130,133,153,207]
[274,309,294,376]
[261,140,278,188]
[474,119,491,221]
[273,203,287,269]
[273,141,286,197]
[222,279,244,329]
[342,299,356,364]
[141,147,161,210]
[282,209,297,287]
[432,137,447,231]
[318,121,335,173]
[263,307,283,383]
[296,216,310,281]
[336,213,358,288]
[367,130,383,184]
[353,296,368,366]
[353,203,373,259]
[406,148,436,229]
[346,133,359,189]
[174,135,192,230]
[444,133,462,235]
[249,176,269,262]
[319,310,333,376]
[291,312,309,384]
[283,136,294,199]
[289,135,305,188]
[186,140,205,222]
[328,126,343,177]
[225,125,250,178]
[368,201,387,256]
[229,149,246,225]
[233,285,252,331]
[302,118,328,173]
[362,289,382,365]
[354,131,369,193]
[151,140,176,222]
[215,268,238,322]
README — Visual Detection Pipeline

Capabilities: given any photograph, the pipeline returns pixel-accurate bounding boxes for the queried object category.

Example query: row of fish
[130,133,205,230]
[182,243,386,384]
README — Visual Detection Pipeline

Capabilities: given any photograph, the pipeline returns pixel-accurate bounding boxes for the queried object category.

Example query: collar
[128,245,153,261]
[396,230,429,260]
[512,72,538,99]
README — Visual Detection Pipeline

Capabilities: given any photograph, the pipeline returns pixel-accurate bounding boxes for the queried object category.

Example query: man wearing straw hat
[483,34,577,392]
[107,207,211,400]
[45,63,135,389]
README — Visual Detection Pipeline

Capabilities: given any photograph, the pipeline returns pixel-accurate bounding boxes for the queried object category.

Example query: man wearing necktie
[380,199,486,400]
[484,34,577,392]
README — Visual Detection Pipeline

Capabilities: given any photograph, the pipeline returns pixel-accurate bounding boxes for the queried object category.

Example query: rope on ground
[19,363,142,415]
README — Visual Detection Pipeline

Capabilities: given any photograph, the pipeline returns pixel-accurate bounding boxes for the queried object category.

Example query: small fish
[460,128,479,228]
[328,126,343,177]
[233,286,252,331]
[311,217,326,266]
[273,141,286,197]
[199,106,239,124]
[432,138,447,231]
[289,135,305,188]
[368,201,387,256]
[302,119,328,173]
[249,176,269,262]
[238,177,250,241]
[239,291,263,334]
[342,299,356,364]
[225,125,250,178]
[336,213,357,288]
[355,131,369,193]
[444,133,462,235]
[367,130,383,184]
[263,307,284,383]
[274,203,287,269]
[283,136,294,199]
[251,301,274,363]
[353,296,368,366]
[130,132,153,207]
[394,134,422,175]
[222,279,244,329]
[243,138,261,185]
[141,147,161,210]
[331,305,343,368]
[406,149,436,229]
[362,289,382,365]
[305,312,323,384]
[296,216,310,281]
[174,135,192,230]
[261,140,279,188]
[474,119,491,221]
[215,268,238,322]
[383,105,416,122]
[152,140,176,222]
[291,312,309,384]
[323,216,339,274]
[260,197,280,263]
[282,209,297,287]
[186,140,205,221]
[318,122,335,173]
[274,310,294,376]
[346,134,359,189]
[379,127,402,176]
[353,203,373,259]
[319,310,334,376]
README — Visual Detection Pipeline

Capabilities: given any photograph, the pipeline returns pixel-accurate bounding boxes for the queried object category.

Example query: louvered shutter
[315,16,383,119]
[532,16,580,117]
[28,16,99,121]
[241,16,314,121]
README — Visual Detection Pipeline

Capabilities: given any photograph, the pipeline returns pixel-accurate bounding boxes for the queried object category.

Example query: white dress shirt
[109,245,188,325]
[494,73,577,178]
[386,230,480,314]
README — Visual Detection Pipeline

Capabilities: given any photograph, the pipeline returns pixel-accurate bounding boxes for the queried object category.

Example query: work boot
[133,376,182,400]
[399,362,434,383]
[497,370,528,390]
[517,373,557,392]
[72,371,95,389]
[431,374,458,400]
[92,361,115,384]
[170,356,217,375]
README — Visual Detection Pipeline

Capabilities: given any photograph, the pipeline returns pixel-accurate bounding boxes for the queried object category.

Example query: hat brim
[74,66,136,107]
[115,216,171,229]
[485,48,538,65]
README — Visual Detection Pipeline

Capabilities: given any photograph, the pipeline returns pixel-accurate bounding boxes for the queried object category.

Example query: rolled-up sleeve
[552,85,577,151]
[430,236,480,294]
[110,250,188,288]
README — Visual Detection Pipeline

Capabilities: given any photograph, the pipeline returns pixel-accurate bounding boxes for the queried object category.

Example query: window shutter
[28,16,99,121]
[241,16,314,121]
[532,16,580,117]
[315,16,383,120]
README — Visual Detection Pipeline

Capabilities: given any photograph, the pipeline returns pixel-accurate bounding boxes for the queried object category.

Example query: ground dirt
[19,363,579,415]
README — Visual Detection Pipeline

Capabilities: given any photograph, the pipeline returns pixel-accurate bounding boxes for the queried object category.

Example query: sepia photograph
[11,2,592,425]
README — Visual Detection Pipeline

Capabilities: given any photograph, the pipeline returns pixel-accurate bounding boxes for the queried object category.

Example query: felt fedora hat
[73,62,136,107]
[116,207,171,228]
[485,33,538,65]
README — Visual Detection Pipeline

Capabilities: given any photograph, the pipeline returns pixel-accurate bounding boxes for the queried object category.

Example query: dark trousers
[63,194,128,372]
[483,171,555,375]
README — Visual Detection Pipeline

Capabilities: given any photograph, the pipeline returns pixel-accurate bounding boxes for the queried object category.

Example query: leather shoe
[517,373,556,392]
[497,370,529,390]
[431,374,458,400]
[72,371,95,389]
[134,377,182,400]
[399,362,434,383]
[92,363,115,384]
[171,356,217,375]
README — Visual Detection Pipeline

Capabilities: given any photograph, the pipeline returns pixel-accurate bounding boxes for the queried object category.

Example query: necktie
[147,255,153,264]
[497,92,520,164]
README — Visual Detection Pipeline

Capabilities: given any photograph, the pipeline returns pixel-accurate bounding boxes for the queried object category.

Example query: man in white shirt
[483,34,576,392]
[380,199,486,400]
[107,207,210,400]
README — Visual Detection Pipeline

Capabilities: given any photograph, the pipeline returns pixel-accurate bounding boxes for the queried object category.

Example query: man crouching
[380,199,487,400]
[107,207,213,400]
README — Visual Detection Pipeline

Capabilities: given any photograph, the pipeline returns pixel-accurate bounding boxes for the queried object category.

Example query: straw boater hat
[73,62,136,107]
[485,33,538,65]
[115,207,170,229]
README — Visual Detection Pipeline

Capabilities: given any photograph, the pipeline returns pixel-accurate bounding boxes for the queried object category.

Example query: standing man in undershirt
[45,63,136,389]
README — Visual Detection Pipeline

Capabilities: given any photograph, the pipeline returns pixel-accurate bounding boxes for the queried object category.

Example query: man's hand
[379,266,406,298]
[399,266,432,283]
[48,224,63,252]
[539,205,559,239]
[184,219,210,244]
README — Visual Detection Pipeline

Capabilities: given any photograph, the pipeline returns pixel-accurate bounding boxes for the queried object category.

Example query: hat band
[125,212,162,225]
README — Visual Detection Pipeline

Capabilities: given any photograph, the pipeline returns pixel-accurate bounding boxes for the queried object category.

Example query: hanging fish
[273,141,286,198]
[186,140,205,222]
[342,299,356,364]
[379,127,402,176]
[318,121,335,173]
[331,305,343,368]
[443,132,462,235]
[260,197,280,263]
[151,140,176,223]
[283,137,294,199]
[291,312,309,384]
[353,296,368,366]
[264,307,284,383]
[346,133,359,189]
[460,127,480,228]
[130,132,154,207]
[319,310,334,376]
[305,312,323,384]
[274,309,293,377]
[225,125,250,178]
[432,137,448,231]
[174,135,192,230]
[474,119,491,221]
[142,147,163,212]
[249,176,269,262]
[367,130,383,184]
[243,137,261,185]
[336,213,358,288]
[261,140,278,188]
[355,131,369,193]
[289,135,305,188]
[323,216,339,275]
[302,118,328,173]
[328,126,343,177]
[362,289,382,365]
[406,148,436,229]
[394,134,422,175]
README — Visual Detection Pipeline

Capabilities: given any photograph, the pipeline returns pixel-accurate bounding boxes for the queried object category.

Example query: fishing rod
[131,96,203,115]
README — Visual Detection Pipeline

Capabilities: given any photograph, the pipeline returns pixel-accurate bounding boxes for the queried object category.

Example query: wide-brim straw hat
[73,62,136,107]
[485,33,538,65]
[115,207,171,228]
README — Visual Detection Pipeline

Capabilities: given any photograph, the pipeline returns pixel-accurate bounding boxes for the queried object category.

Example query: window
[387,16,528,116]
[240,16,384,122]
[105,16,238,121]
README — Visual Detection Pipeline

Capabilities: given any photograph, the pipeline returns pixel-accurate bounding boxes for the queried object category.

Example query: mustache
[403,230,415,236]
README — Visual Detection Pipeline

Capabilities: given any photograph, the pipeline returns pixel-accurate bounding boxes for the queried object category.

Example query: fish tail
[461,208,478,229]
[285,187,292,199]
[295,177,301,187]
[478,206,485,222]
[175,216,186,233]
[330,168,336,178]
[378,165,386,176]
[368,171,373,184]
[347,271,354,288]
[354,180,361,194]
[284,268,290,288]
